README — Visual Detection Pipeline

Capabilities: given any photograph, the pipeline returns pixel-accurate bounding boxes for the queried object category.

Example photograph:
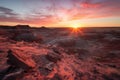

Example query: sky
[0,0,120,27]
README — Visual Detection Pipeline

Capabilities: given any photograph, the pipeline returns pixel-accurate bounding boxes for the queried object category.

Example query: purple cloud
[0,6,17,16]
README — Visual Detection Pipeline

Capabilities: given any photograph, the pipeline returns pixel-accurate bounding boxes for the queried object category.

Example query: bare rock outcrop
[7,49,36,69]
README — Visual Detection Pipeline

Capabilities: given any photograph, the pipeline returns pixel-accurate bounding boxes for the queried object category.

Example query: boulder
[7,50,36,69]
[46,52,61,63]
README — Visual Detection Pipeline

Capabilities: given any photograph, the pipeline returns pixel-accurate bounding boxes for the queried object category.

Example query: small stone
[44,62,54,71]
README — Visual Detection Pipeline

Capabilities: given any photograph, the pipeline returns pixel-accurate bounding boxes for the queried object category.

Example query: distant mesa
[0,25,50,29]
[41,26,46,28]
[15,25,31,29]
[40,26,49,30]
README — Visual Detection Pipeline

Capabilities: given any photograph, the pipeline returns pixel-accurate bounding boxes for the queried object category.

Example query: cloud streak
[0,6,17,16]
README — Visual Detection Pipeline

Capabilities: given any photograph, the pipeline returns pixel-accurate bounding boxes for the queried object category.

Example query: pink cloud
[0,0,120,26]
[80,2,101,8]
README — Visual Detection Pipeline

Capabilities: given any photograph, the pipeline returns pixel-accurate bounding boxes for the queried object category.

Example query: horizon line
[0,24,120,28]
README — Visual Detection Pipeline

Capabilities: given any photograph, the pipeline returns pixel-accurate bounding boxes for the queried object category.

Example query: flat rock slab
[7,49,36,69]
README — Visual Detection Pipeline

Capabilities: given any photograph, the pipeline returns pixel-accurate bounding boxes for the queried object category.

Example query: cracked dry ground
[0,35,120,80]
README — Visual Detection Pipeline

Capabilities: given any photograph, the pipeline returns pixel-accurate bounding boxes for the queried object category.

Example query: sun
[73,26,78,29]
[72,23,80,29]
[69,23,83,35]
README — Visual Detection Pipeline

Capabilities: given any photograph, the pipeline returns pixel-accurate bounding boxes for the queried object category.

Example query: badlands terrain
[0,25,120,80]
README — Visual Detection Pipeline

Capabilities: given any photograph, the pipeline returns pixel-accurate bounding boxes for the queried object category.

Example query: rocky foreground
[0,26,120,80]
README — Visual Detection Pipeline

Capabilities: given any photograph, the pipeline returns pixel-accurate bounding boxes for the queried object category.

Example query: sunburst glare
[68,23,83,37]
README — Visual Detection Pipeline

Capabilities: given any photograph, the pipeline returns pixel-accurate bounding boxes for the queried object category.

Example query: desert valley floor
[0,26,120,80]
